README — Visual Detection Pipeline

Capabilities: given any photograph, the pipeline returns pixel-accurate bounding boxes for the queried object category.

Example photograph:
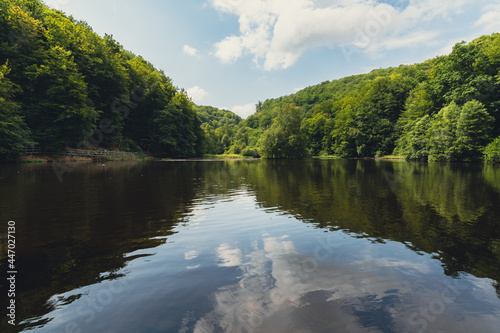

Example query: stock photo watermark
[406,278,467,333]
[6,221,17,326]
[56,276,132,333]
[288,221,471,333]
[52,86,147,182]
[340,8,392,63]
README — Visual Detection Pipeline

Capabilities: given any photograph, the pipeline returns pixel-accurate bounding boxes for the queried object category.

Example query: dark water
[1,159,500,333]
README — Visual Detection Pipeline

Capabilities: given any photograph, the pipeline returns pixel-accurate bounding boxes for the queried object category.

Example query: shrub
[241,147,260,158]
[484,137,500,162]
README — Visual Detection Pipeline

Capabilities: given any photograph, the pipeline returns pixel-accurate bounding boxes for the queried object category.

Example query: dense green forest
[0,0,229,160]
[226,35,500,162]
[1,0,500,162]
[195,105,242,155]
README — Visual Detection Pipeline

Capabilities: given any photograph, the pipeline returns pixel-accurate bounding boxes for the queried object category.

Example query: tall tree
[150,92,203,158]
[395,115,431,161]
[24,45,99,150]
[453,100,493,160]
[0,62,30,160]
[260,104,307,159]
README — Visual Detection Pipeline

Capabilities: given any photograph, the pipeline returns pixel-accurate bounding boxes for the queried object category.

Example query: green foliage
[427,102,461,161]
[0,0,205,159]
[24,45,99,150]
[150,92,203,158]
[0,62,30,160]
[397,101,494,161]
[454,100,494,160]
[302,113,329,156]
[260,104,307,159]
[395,115,431,161]
[196,105,241,128]
[2,0,500,162]
[241,147,260,158]
[196,105,242,155]
[242,34,500,161]
[484,137,500,162]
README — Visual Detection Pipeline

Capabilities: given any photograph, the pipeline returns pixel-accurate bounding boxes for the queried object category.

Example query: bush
[260,104,307,159]
[484,137,500,162]
[241,147,260,158]
[121,139,142,153]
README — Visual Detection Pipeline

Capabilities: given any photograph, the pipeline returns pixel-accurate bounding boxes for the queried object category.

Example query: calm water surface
[1,159,500,332]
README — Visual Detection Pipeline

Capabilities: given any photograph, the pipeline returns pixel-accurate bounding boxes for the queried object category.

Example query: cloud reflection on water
[194,233,499,333]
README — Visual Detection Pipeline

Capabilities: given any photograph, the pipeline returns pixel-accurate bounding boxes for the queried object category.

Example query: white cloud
[230,103,256,118]
[474,4,500,33]
[381,30,440,50]
[193,234,454,333]
[183,44,199,57]
[184,250,199,260]
[211,0,472,70]
[217,243,243,267]
[187,86,208,103]
[214,36,244,63]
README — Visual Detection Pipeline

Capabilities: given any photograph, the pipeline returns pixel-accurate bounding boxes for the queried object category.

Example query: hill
[1,0,499,162]
[226,34,500,161]
[0,0,240,161]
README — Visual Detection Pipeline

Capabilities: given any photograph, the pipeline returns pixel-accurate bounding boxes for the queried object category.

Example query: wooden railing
[23,147,42,155]
[23,147,141,160]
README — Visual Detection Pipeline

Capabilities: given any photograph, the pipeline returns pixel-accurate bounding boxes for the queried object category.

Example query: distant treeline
[1,0,500,162]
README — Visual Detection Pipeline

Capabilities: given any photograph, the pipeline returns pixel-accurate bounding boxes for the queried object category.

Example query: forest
[225,35,500,161]
[1,0,500,162]
[0,0,226,161]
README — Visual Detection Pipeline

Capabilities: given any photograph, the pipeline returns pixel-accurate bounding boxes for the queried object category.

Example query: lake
[1,159,500,333]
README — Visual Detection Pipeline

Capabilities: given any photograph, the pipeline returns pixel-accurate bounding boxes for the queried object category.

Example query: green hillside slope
[0,0,226,160]
[229,35,500,161]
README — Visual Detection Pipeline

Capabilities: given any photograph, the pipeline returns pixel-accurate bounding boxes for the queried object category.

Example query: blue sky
[43,0,500,118]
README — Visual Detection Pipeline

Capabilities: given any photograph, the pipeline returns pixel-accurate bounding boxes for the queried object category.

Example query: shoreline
[13,154,259,163]
[10,155,499,164]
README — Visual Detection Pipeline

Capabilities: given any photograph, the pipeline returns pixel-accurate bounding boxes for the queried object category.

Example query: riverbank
[17,153,146,163]
[159,154,259,162]
[313,155,404,160]
[15,153,257,163]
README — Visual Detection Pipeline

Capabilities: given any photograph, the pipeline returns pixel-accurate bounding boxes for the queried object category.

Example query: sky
[42,0,500,118]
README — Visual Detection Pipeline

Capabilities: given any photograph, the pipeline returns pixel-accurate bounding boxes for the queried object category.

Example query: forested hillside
[195,105,242,155]
[229,34,500,162]
[1,0,499,162]
[0,0,221,160]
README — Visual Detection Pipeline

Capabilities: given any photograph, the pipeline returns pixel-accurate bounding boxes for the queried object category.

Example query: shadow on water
[0,159,499,332]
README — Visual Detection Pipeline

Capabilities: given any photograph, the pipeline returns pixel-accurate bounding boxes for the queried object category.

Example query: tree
[150,92,203,158]
[484,137,500,162]
[453,100,493,160]
[427,102,461,161]
[256,101,263,113]
[330,97,357,157]
[395,115,431,161]
[24,45,99,150]
[0,62,30,160]
[302,113,328,156]
[427,100,494,161]
[260,104,307,159]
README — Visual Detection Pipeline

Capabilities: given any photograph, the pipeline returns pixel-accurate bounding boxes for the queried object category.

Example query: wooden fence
[23,146,42,155]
